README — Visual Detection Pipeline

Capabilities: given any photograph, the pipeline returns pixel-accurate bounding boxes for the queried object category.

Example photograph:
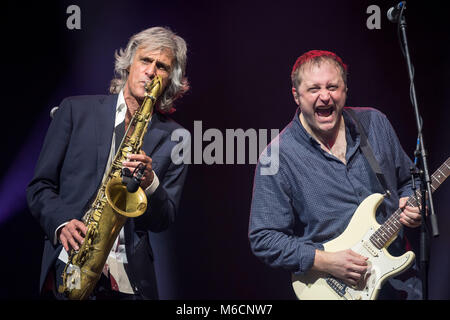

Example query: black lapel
[144,112,170,157]
[93,94,118,184]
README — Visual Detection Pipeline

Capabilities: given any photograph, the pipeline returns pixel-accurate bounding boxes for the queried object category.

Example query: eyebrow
[156,61,171,71]
[140,55,171,71]
[305,81,339,88]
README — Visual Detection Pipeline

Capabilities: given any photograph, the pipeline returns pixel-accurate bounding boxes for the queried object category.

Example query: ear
[292,87,300,106]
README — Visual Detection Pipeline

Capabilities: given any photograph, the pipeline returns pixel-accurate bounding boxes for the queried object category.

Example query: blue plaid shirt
[249,107,422,299]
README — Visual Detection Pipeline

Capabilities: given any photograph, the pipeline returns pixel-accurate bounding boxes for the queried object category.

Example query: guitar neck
[370,157,450,249]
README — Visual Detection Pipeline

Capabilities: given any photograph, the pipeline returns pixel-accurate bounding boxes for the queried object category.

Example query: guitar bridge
[326,277,348,297]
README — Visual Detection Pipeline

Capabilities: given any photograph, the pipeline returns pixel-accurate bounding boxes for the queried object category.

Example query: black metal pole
[398,8,439,237]
[395,2,439,300]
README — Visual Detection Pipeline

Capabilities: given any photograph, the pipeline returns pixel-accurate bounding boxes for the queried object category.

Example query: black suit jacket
[27,94,188,299]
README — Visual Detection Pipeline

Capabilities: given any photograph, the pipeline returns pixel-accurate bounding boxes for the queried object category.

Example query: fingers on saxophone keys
[123,153,152,170]
[61,219,86,251]
[61,231,80,252]
[60,237,69,252]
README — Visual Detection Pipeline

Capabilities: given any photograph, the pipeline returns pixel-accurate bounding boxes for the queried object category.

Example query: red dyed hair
[291,50,348,88]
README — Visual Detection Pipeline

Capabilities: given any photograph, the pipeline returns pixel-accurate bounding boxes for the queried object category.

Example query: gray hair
[110,26,189,113]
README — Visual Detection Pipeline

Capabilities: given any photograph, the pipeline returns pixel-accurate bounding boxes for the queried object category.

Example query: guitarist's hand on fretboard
[399,197,422,228]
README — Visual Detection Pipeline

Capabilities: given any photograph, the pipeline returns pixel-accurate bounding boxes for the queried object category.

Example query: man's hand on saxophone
[57,149,154,254]
[58,219,87,252]
[122,150,154,190]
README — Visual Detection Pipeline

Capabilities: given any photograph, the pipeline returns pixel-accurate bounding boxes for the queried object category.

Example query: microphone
[126,163,146,193]
[387,1,406,22]
[50,106,59,119]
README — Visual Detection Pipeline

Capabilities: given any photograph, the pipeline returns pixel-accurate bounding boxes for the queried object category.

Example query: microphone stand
[393,2,439,300]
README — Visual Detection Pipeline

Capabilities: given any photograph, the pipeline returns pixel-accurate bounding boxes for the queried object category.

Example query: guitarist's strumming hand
[399,197,422,228]
[312,249,369,287]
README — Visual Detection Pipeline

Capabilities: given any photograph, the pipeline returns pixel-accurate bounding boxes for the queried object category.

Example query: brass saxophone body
[58,77,163,299]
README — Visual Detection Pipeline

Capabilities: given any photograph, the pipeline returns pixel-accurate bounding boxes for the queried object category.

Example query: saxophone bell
[105,176,147,218]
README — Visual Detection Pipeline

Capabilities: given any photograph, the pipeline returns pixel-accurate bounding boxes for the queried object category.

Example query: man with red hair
[249,50,422,299]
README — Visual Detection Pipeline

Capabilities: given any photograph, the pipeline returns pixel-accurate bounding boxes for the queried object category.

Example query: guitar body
[292,193,415,300]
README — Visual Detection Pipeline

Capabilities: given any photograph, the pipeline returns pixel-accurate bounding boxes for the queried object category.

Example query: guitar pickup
[362,240,378,257]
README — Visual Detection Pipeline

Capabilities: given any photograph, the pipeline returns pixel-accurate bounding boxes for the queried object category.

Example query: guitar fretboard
[370,157,450,249]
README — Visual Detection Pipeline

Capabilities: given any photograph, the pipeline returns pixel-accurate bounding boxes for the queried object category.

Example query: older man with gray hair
[27,26,190,300]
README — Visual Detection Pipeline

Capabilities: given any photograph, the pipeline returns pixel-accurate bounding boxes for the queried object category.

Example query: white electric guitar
[292,157,450,300]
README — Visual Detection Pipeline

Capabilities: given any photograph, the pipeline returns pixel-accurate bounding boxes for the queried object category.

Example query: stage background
[2,0,449,299]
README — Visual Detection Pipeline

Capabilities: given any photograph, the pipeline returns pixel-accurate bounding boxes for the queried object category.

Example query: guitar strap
[345,108,391,198]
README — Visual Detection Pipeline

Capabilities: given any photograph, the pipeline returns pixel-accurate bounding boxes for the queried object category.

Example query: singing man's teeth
[316,107,333,117]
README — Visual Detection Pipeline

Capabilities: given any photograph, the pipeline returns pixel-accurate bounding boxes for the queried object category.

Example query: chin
[130,88,146,100]
[317,122,338,134]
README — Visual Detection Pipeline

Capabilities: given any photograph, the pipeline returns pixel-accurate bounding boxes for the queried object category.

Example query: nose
[319,90,331,104]
[145,62,157,80]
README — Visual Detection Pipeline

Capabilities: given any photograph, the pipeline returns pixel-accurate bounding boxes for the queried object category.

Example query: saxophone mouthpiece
[144,76,163,99]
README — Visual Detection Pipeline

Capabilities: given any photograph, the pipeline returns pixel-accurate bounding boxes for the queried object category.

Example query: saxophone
[58,77,163,299]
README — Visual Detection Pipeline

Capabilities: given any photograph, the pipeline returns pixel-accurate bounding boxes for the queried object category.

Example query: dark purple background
[2,0,449,299]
